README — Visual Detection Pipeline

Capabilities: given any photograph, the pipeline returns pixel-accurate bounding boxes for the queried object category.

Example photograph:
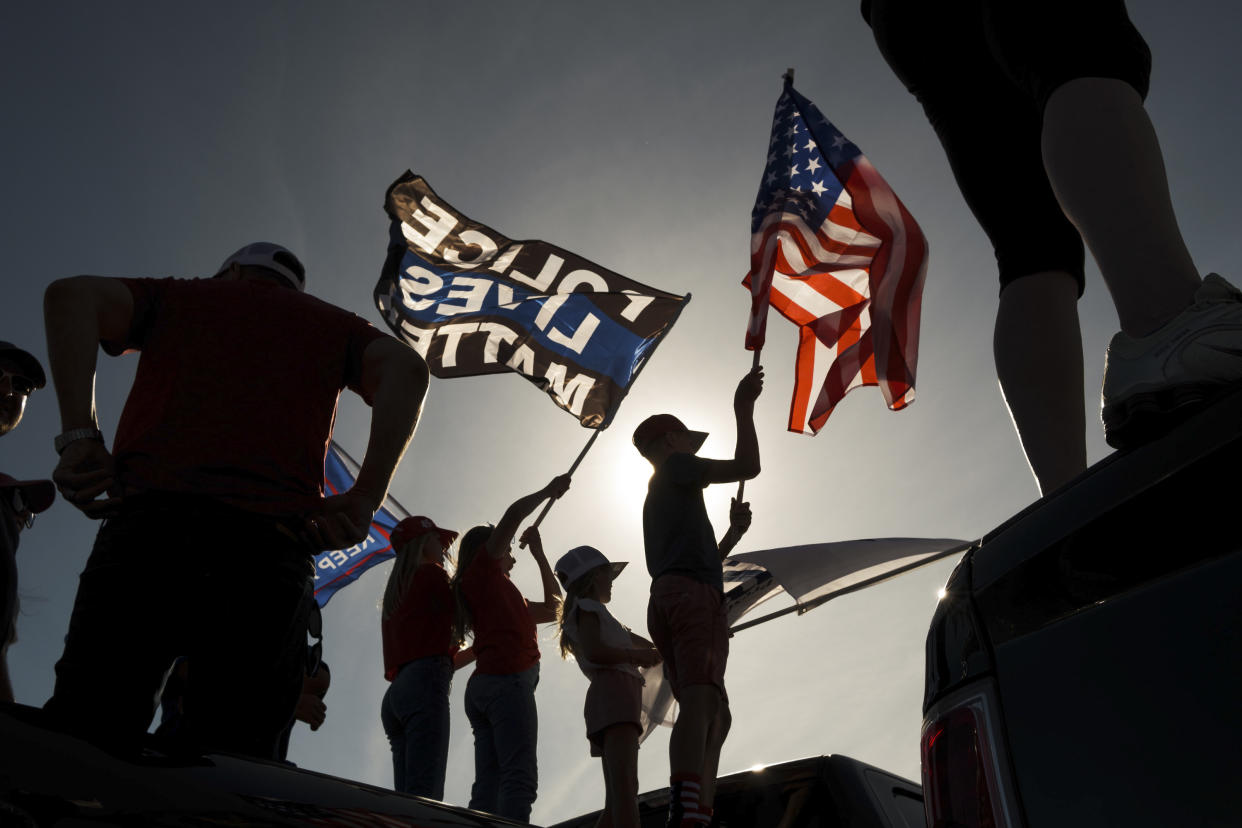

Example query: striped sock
[669,773,702,828]
[684,808,711,826]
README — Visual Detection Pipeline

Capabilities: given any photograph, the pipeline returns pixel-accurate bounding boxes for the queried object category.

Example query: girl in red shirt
[450,474,571,823]
[380,515,474,799]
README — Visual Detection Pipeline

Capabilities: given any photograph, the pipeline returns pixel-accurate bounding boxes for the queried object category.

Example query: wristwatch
[54,427,105,455]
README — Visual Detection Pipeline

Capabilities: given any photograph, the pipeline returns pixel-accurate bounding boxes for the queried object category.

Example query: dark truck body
[921,388,1242,828]
[0,702,527,828]
[1,700,922,827]
[548,755,923,828]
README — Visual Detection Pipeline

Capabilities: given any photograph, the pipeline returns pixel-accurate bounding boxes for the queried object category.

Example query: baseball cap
[215,242,306,291]
[0,342,47,390]
[0,473,55,514]
[554,545,628,588]
[632,413,707,455]
[391,515,458,549]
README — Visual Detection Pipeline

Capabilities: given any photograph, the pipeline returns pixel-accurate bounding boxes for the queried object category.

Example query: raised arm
[717,497,752,560]
[306,336,429,551]
[520,526,563,623]
[700,366,764,485]
[573,611,662,668]
[43,276,136,518]
[485,474,571,559]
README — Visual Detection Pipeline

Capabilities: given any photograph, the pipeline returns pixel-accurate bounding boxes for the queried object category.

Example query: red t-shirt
[382,562,457,680]
[106,277,385,516]
[461,546,539,675]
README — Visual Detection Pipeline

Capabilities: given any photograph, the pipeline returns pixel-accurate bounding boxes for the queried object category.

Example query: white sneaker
[1101,273,1242,449]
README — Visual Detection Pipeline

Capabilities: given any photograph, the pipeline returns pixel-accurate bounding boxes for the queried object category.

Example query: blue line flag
[375,172,688,428]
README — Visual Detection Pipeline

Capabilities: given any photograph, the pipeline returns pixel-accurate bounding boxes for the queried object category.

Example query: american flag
[744,80,928,435]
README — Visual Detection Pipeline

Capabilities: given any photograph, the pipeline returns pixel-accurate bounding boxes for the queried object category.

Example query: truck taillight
[921,702,1008,828]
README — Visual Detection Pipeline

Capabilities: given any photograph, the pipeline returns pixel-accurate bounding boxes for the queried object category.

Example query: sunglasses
[7,487,35,530]
[0,367,35,397]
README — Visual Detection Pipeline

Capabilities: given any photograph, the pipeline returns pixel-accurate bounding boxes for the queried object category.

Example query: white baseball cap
[215,242,306,291]
[554,545,628,588]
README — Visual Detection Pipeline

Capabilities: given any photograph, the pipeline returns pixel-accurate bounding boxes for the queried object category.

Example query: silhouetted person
[632,366,762,828]
[0,342,44,438]
[381,515,476,799]
[452,477,571,824]
[0,341,52,703]
[555,545,662,828]
[41,242,429,759]
[864,0,1242,495]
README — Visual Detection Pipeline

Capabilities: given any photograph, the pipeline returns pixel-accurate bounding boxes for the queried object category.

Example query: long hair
[450,525,494,648]
[381,533,437,620]
[557,565,606,661]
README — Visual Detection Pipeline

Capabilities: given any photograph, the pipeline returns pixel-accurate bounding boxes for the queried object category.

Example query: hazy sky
[3,1,1240,823]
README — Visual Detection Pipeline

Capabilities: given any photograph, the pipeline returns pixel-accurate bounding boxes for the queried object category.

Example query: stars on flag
[750,89,856,230]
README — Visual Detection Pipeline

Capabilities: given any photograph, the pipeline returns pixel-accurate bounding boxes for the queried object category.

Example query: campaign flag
[312,441,411,607]
[376,172,689,429]
[744,80,928,434]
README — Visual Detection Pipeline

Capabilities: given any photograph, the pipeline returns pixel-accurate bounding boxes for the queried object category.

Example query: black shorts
[863,0,1152,295]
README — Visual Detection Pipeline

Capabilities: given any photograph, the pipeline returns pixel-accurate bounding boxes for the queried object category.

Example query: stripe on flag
[743,81,928,434]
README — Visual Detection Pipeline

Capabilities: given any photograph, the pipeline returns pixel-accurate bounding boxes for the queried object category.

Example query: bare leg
[1042,78,1200,337]
[601,725,641,828]
[698,701,732,812]
[994,270,1087,494]
[594,755,612,828]
[668,685,720,777]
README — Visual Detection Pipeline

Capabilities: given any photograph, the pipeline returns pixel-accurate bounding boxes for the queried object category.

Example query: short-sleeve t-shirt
[563,598,643,682]
[106,277,386,516]
[642,452,722,592]
[461,546,539,675]
[382,562,458,680]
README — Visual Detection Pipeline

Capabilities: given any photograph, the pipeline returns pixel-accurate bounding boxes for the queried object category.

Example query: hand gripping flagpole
[736,344,763,502]
[521,292,694,543]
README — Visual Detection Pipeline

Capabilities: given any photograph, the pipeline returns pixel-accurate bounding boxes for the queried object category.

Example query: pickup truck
[2,701,923,827]
[549,754,924,828]
[920,388,1242,828]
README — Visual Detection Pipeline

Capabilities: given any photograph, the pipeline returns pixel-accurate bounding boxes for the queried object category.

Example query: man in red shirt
[41,242,429,759]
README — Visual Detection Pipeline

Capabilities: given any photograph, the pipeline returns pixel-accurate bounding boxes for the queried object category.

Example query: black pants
[45,494,314,759]
[864,0,1152,294]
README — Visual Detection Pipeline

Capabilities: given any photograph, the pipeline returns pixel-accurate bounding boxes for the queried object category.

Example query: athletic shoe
[1101,273,1242,448]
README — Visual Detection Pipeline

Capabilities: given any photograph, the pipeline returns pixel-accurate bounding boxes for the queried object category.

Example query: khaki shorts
[647,574,729,701]
[585,669,643,757]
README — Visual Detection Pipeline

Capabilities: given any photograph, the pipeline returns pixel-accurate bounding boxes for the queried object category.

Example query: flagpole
[524,291,692,539]
[737,69,789,501]
[525,428,602,537]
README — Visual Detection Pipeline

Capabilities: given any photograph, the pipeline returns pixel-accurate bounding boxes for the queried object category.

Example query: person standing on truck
[555,544,662,828]
[863,0,1242,495]
[41,242,430,759]
[632,365,763,828]
[380,514,476,798]
[452,475,571,824]
[0,340,52,704]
